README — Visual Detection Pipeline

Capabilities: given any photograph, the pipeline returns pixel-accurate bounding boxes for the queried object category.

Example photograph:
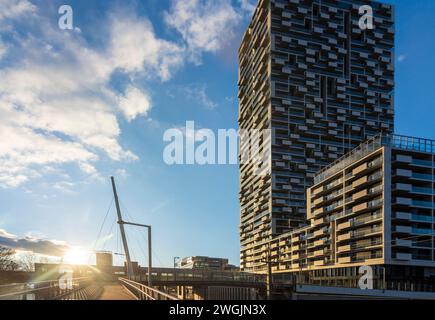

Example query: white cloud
[0,229,16,239]
[0,1,252,188]
[117,85,152,122]
[52,181,75,193]
[0,0,36,21]
[0,7,187,188]
[179,84,218,109]
[109,16,185,81]
[0,228,70,256]
[238,0,257,15]
[115,168,128,178]
[0,38,7,59]
[164,0,242,63]
[398,54,407,63]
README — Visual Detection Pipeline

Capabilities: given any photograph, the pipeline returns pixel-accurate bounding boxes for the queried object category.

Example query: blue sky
[0,0,434,267]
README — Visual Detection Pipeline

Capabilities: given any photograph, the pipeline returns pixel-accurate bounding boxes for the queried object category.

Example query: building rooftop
[314,134,435,184]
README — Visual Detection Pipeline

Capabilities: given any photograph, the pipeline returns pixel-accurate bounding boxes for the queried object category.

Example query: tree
[19,252,36,272]
[0,246,20,271]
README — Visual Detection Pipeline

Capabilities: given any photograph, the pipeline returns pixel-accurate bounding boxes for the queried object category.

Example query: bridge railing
[119,277,178,300]
[130,269,266,285]
[0,277,92,300]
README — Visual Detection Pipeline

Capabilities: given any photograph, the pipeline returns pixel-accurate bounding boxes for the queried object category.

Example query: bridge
[0,272,265,300]
[1,177,267,300]
[0,277,171,300]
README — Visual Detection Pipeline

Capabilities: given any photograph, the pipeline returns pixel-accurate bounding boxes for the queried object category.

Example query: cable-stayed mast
[111,176,134,279]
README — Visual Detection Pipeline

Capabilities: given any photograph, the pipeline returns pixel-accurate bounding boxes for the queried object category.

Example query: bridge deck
[98,284,136,300]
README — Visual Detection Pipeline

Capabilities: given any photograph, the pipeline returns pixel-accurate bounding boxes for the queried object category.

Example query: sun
[63,248,89,265]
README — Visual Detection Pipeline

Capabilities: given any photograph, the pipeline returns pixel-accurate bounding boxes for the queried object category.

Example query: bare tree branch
[0,246,20,271]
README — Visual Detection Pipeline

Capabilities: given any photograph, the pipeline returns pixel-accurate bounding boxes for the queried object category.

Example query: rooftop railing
[314,134,435,184]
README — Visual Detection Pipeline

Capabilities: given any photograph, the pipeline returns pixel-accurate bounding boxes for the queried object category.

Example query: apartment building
[268,134,435,289]
[238,0,395,272]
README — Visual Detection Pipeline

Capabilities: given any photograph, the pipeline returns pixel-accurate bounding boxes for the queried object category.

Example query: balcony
[394,225,412,234]
[351,226,382,239]
[395,212,411,220]
[412,186,433,195]
[337,245,351,253]
[354,252,383,262]
[352,176,368,188]
[314,239,329,247]
[314,260,325,267]
[352,214,382,227]
[411,214,433,223]
[313,207,324,216]
[337,221,351,231]
[352,163,368,175]
[352,202,368,213]
[395,253,412,261]
[395,239,412,247]
[338,256,351,264]
[325,190,343,202]
[413,200,435,209]
[315,249,330,256]
[312,186,325,196]
[412,159,433,167]
[351,239,382,250]
[313,197,324,206]
[412,173,434,181]
[412,227,433,235]
[394,183,412,192]
[313,217,327,226]
[395,169,412,177]
[337,233,351,242]
[352,189,368,201]
[314,228,327,237]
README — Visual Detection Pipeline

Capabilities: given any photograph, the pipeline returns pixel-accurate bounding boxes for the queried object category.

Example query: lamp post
[119,221,153,287]
[174,257,180,281]
[110,177,153,286]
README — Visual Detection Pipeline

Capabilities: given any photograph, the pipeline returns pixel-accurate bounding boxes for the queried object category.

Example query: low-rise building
[177,256,239,271]
[267,134,435,290]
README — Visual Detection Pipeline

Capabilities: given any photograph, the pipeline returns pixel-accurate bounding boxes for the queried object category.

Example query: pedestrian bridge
[0,274,265,300]
[0,277,179,300]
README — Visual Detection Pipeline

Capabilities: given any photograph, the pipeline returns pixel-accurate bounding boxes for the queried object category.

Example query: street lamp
[119,221,153,287]
[174,257,180,268]
[174,257,180,281]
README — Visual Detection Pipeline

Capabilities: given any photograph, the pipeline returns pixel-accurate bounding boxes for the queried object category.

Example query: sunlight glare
[63,248,89,265]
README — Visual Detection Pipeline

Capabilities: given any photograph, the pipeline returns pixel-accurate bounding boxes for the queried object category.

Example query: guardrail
[119,278,178,300]
[129,269,265,285]
[0,277,92,300]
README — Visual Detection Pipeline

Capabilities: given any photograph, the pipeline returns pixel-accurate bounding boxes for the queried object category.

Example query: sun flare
[63,248,89,265]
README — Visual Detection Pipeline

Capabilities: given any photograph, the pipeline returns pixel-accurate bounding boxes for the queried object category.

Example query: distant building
[96,251,113,268]
[177,256,239,271]
[124,261,140,275]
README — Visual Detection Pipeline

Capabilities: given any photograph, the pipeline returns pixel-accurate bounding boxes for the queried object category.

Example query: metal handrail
[119,277,178,300]
[0,277,91,300]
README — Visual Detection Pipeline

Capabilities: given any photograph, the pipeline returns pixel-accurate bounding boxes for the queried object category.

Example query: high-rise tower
[238,0,395,272]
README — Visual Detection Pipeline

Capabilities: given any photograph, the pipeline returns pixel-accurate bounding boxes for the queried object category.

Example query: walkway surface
[98,284,136,300]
